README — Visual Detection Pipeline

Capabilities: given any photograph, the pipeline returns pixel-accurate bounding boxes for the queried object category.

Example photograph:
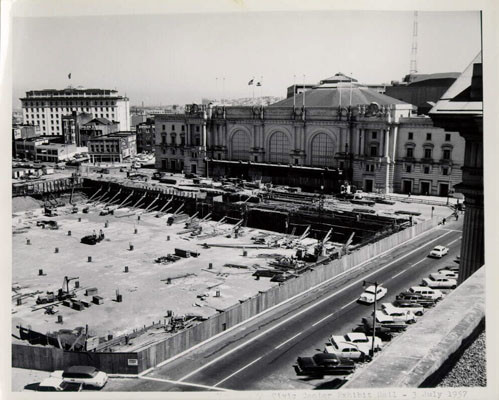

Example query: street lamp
[363,280,380,358]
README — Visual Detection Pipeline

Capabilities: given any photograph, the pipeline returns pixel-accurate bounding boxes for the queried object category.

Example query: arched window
[231,131,250,161]
[269,131,290,163]
[311,133,335,166]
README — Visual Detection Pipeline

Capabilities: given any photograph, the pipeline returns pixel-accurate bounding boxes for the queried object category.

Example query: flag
[256,82,261,87]
[248,79,254,85]
[68,73,72,79]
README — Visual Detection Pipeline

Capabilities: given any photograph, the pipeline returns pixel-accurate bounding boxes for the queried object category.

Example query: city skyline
[13,10,480,107]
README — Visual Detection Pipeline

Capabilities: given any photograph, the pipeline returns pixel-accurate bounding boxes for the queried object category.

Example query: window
[406,148,414,158]
[181,125,185,131]
[311,133,335,166]
[372,131,377,140]
[172,125,175,131]
[424,148,432,159]
[424,166,430,174]
[162,124,166,131]
[443,149,451,160]
[442,167,449,176]
[231,131,250,161]
[365,164,370,172]
[269,131,290,163]
[445,133,451,141]
[426,133,432,141]
[406,165,412,173]
[408,132,413,140]
[370,146,377,157]
[196,126,200,132]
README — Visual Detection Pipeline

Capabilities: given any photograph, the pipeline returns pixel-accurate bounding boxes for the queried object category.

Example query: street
[104,219,463,391]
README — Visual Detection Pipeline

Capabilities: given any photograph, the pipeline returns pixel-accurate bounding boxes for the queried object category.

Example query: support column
[391,125,398,161]
[301,124,306,156]
[201,123,207,149]
[252,124,258,149]
[459,193,484,284]
[294,125,299,150]
[384,129,390,159]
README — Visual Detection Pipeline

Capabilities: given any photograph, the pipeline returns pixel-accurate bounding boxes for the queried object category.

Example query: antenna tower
[409,11,418,74]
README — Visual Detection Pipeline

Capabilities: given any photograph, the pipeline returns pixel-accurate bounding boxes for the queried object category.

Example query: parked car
[355,318,393,340]
[358,285,387,304]
[409,286,444,301]
[421,274,457,289]
[391,300,425,316]
[428,245,449,258]
[293,353,355,377]
[37,377,82,392]
[342,332,383,353]
[369,313,408,332]
[438,265,459,273]
[51,366,108,389]
[395,292,436,308]
[325,338,368,362]
[436,269,459,279]
[380,303,417,323]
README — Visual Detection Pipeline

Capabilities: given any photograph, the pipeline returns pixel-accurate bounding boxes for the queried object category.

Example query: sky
[12,10,481,107]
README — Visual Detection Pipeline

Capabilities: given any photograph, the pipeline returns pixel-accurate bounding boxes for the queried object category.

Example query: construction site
[12,171,453,368]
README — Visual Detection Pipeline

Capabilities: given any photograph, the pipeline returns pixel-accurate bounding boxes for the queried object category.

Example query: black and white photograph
[3,0,496,397]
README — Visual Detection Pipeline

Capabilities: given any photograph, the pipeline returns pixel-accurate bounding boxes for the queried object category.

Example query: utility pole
[363,280,380,357]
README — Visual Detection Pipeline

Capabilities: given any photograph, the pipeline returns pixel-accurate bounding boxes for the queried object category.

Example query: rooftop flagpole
[293,75,296,110]
[349,72,354,107]
[302,74,306,109]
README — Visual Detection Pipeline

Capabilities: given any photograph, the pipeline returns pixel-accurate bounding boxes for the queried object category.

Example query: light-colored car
[37,377,82,392]
[51,366,108,389]
[381,303,417,323]
[421,274,457,289]
[428,245,449,258]
[358,285,387,304]
[343,332,383,353]
[436,269,459,280]
[409,286,444,300]
[325,337,368,361]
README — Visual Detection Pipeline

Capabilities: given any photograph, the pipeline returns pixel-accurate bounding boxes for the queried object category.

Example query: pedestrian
[408,192,411,198]
[443,217,446,225]
[455,213,459,221]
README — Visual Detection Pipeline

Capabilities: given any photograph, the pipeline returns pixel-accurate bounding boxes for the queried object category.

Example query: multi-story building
[154,74,465,195]
[20,87,130,136]
[79,118,120,147]
[87,132,136,164]
[395,117,465,196]
[14,136,83,162]
[61,112,93,145]
[136,118,155,153]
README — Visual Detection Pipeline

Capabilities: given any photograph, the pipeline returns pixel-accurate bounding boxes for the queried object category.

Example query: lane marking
[312,313,335,327]
[340,298,358,310]
[213,357,263,387]
[275,332,303,350]
[440,229,462,233]
[144,223,447,376]
[391,269,407,279]
[410,258,427,268]
[177,229,454,382]
[446,237,462,247]
[139,375,234,392]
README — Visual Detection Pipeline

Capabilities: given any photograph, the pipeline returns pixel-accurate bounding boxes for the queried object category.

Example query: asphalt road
[104,219,463,392]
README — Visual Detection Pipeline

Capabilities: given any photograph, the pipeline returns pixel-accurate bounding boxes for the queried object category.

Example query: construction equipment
[36,276,79,305]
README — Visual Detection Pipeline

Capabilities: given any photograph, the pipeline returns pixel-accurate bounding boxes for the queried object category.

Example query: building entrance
[439,183,449,197]
[402,180,412,194]
[420,181,431,195]
[364,179,374,192]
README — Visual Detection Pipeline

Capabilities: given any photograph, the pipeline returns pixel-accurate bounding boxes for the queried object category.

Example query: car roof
[345,332,367,341]
[433,245,445,250]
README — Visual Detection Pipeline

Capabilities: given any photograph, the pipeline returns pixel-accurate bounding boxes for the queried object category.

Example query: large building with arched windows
[154,74,465,195]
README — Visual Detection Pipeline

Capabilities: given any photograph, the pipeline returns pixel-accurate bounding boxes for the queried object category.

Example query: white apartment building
[21,87,130,136]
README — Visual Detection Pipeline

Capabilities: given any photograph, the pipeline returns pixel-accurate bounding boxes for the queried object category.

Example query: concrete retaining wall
[344,266,485,388]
